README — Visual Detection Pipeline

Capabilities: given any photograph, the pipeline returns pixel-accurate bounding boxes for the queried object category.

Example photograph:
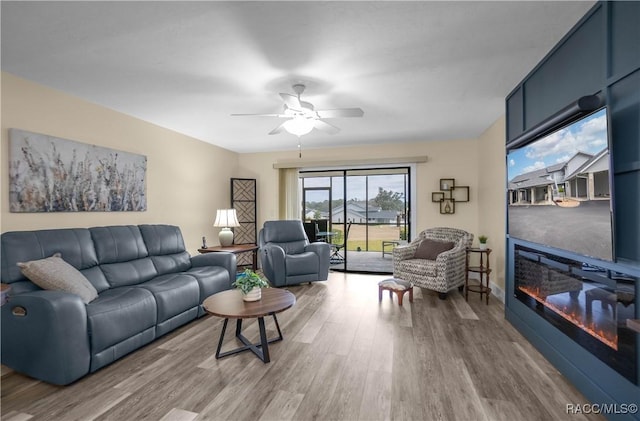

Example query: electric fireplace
[514,245,637,383]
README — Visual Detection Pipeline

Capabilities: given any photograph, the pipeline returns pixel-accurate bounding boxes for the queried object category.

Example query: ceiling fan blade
[316,108,364,118]
[231,113,286,117]
[268,122,288,135]
[279,93,302,110]
[314,119,340,135]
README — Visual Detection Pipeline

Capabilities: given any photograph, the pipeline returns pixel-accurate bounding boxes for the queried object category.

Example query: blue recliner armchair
[258,220,330,287]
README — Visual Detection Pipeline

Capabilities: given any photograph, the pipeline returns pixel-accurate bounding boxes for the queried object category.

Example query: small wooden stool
[378,278,413,306]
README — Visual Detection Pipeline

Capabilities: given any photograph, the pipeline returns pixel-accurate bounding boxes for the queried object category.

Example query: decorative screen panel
[231,178,257,267]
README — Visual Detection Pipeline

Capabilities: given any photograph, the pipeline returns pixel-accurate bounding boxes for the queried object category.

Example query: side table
[465,247,492,304]
[198,244,259,271]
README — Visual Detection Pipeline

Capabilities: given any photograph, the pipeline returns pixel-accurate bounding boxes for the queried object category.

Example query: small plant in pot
[478,235,488,250]
[232,269,269,302]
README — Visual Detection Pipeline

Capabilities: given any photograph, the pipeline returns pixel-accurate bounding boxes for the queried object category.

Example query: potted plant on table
[232,269,269,302]
[478,235,488,250]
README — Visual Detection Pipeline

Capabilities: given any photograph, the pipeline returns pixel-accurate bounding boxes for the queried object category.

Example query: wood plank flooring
[1,272,603,421]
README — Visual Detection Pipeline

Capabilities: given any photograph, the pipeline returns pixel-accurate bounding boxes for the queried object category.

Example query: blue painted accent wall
[506,2,640,419]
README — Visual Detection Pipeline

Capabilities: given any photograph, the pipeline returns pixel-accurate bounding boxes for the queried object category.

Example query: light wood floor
[1,272,603,421]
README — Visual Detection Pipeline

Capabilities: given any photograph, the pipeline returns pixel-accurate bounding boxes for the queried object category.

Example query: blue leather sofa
[1,224,236,385]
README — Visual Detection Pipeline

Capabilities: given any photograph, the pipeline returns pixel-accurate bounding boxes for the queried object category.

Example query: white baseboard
[490,281,505,303]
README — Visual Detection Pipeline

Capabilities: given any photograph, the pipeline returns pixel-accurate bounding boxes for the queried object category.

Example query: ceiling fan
[231,84,364,137]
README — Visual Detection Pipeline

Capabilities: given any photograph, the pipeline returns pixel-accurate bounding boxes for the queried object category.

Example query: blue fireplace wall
[505,2,640,419]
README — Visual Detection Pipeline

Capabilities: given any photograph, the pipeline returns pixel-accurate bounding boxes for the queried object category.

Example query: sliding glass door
[300,167,410,274]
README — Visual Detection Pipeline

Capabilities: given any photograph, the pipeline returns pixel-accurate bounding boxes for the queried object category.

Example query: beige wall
[478,116,507,291]
[1,73,238,254]
[238,138,482,241]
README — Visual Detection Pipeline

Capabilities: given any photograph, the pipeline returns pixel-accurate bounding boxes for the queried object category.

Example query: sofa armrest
[435,246,467,287]
[305,242,331,280]
[260,244,286,286]
[305,242,330,259]
[393,243,419,262]
[191,252,237,280]
[1,290,90,385]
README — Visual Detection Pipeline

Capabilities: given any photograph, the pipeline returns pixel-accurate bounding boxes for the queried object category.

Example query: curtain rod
[273,156,428,169]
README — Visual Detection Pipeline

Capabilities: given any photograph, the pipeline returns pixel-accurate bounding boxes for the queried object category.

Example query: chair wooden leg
[379,285,412,306]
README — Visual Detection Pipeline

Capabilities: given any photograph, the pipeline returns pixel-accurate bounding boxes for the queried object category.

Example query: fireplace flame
[518,286,618,350]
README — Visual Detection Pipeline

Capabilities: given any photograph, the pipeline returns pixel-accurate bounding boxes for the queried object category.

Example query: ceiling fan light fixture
[233,84,363,137]
[283,116,315,137]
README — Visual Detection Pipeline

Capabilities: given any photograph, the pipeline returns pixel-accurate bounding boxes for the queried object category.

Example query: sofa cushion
[1,228,98,283]
[261,221,307,255]
[286,252,319,276]
[17,253,98,304]
[80,266,111,293]
[86,287,157,353]
[396,259,437,277]
[278,241,307,255]
[149,252,192,276]
[414,239,455,260]
[137,274,200,323]
[139,225,191,276]
[262,221,306,243]
[186,266,231,300]
[100,258,158,288]
[139,224,187,255]
[90,225,148,264]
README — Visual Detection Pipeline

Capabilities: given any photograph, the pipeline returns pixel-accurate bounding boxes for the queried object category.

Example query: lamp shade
[214,209,240,228]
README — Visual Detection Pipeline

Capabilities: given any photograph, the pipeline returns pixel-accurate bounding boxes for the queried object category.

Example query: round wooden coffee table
[203,288,296,363]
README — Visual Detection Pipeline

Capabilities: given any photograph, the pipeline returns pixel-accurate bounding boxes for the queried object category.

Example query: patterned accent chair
[393,227,473,299]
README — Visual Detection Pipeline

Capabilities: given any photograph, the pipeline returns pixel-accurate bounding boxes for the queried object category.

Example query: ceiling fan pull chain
[298,138,302,158]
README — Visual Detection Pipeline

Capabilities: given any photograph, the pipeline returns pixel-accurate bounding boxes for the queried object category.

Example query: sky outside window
[508,108,608,180]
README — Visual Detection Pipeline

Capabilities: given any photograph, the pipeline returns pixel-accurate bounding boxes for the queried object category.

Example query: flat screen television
[507,107,614,261]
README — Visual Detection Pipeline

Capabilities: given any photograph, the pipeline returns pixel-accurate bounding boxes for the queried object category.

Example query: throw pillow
[17,253,98,304]
[414,239,455,260]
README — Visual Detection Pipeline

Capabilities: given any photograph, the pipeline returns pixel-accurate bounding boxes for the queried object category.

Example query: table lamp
[214,209,240,246]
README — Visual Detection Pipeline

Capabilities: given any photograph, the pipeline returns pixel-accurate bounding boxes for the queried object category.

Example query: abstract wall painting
[9,129,147,212]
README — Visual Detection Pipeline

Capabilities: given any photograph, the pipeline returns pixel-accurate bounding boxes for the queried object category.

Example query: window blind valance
[273,156,427,169]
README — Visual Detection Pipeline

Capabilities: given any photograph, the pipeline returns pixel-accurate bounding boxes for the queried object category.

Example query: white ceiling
[1,1,595,153]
